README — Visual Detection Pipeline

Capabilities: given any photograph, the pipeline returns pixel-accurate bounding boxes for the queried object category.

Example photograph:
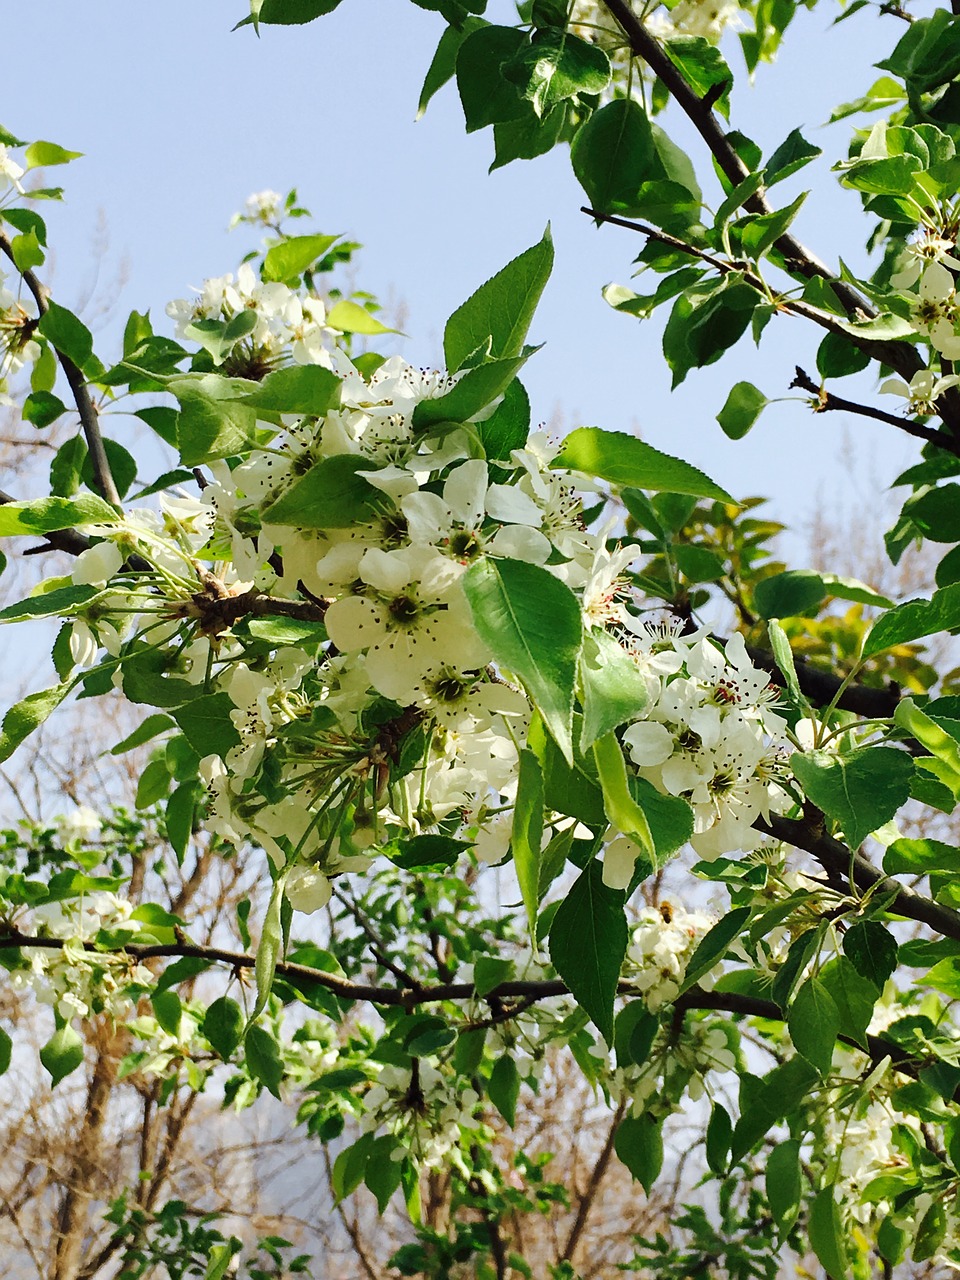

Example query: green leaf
[40,1024,84,1087]
[389,834,470,869]
[663,37,732,120]
[714,173,766,229]
[262,454,384,528]
[165,782,198,862]
[753,570,825,619]
[528,712,605,827]
[240,364,340,415]
[251,871,288,1027]
[464,557,581,763]
[412,351,536,431]
[11,228,43,271]
[0,493,120,536]
[260,233,340,282]
[808,1185,849,1279]
[554,427,732,502]
[418,18,486,118]
[894,698,960,789]
[364,1136,404,1212]
[914,1200,947,1262]
[110,713,175,756]
[488,1055,521,1125]
[863,582,960,658]
[205,1245,237,1280]
[326,299,394,335]
[788,976,841,1075]
[135,756,171,809]
[680,907,750,994]
[37,300,94,373]
[503,28,610,117]
[614,1113,663,1192]
[573,98,686,218]
[549,860,627,1042]
[491,101,568,170]
[172,693,241,758]
[905,484,960,543]
[477,377,530,459]
[629,775,693,863]
[766,1139,802,1232]
[716,381,768,440]
[662,281,757,387]
[767,619,805,709]
[843,920,899,990]
[0,582,98,623]
[48,436,86,500]
[792,747,914,849]
[473,957,514,998]
[739,193,808,260]
[80,438,137,500]
[444,229,553,373]
[614,1002,659,1068]
[152,990,182,1037]
[579,628,650,752]
[173,386,257,467]
[885,836,960,875]
[705,1102,733,1174]
[765,128,822,185]
[245,1025,284,1099]
[512,748,544,937]
[593,732,654,858]
[24,140,82,168]
[819,956,876,1050]
[0,683,69,764]
[457,26,529,132]
[242,0,342,23]
[0,1026,11,1076]
[204,997,245,1060]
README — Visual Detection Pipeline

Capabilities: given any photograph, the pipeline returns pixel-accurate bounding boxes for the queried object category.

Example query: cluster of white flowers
[55,237,799,917]
[596,1013,737,1116]
[624,899,717,1010]
[230,188,284,229]
[360,1059,483,1170]
[8,893,153,1023]
[618,622,790,864]
[166,259,334,371]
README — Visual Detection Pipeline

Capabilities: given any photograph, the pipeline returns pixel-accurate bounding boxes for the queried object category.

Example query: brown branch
[790,366,948,448]
[743,642,900,720]
[596,2,867,312]
[759,812,960,944]
[582,209,936,402]
[0,229,121,507]
[560,1097,627,1265]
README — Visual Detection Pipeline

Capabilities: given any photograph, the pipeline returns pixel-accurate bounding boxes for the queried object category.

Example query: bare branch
[0,229,121,507]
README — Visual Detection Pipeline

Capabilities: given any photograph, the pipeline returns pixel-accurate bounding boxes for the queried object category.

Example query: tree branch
[591,3,935,394]
[790,366,947,448]
[0,229,121,507]
[759,812,960,944]
[743,642,900,720]
[560,1097,627,1265]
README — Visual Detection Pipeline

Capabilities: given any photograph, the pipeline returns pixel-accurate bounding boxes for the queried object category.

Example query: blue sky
[6,0,920,540]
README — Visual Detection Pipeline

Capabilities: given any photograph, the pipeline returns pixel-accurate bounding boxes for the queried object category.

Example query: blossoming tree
[3,0,960,1274]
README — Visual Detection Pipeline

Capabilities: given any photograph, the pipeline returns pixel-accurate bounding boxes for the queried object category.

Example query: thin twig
[0,229,121,507]
[560,1098,627,1264]
[790,366,946,446]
